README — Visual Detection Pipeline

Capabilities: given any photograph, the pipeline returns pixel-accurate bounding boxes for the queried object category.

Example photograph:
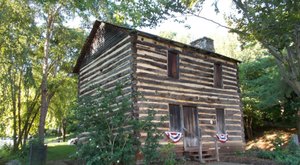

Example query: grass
[46,135,77,161]
[47,143,76,161]
[45,135,59,144]
[0,135,77,163]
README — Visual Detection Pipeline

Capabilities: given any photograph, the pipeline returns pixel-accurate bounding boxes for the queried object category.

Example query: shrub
[0,144,13,161]
[72,84,166,165]
[140,109,163,165]
[0,143,30,164]
[160,143,177,165]
[256,138,300,165]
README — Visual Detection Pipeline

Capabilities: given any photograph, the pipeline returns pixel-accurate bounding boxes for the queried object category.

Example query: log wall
[133,34,245,154]
[78,26,133,99]
[76,22,245,156]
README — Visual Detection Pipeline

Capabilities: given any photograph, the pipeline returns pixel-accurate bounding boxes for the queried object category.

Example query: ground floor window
[169,104,181,131]
[216,108,225,133]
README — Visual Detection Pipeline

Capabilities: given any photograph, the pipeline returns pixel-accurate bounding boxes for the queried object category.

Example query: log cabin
[73,20,245,162]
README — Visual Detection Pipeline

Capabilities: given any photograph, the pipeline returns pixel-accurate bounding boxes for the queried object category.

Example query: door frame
[180,105,199,150]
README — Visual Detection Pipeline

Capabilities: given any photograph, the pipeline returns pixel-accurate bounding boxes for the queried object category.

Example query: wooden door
[183,106,199,148]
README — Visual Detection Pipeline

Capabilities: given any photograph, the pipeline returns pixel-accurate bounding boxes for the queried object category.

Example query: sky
[65,0,237,54]
[140,0,235,43]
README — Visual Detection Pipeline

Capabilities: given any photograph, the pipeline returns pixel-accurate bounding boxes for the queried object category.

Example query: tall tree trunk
[24,107,40,145]
[297,108,300,143]
[22,91,40,146]
[9,66,18,151]
[38,13,54,143]
[61,118,67,142]
[12,89,17,151]
[17,72,22,148]
[244,116,253,140]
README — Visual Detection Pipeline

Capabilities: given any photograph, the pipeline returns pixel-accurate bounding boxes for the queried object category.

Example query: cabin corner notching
[74,20,245,159]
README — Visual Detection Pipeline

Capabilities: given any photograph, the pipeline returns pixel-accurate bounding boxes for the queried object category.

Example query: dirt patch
[246,128,296,151]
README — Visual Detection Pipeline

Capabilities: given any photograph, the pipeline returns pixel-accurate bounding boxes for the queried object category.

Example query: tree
[227,0,300,142]
[214,33,267,62]
[181,0,300,140]
[0,0,39,151]
[30,0,202,144]
[159,31,191,44]
[48,76,78,142]
[239,56,296,139]
[0,0,199,153]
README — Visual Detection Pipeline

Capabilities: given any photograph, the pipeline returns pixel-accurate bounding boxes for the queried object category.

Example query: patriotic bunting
[216,133,228,143]
[165,131,182,143]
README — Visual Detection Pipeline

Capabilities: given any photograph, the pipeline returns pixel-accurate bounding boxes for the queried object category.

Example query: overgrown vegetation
[239,56,299,139]
[0,145,13,163]
[72,84,175,165]
[251,139,300,165]
[160,143,178,165]
[0,143,30,164]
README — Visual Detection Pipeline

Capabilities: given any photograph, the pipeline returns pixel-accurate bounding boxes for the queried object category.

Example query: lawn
[46,136,77,161]
[47,144,76,161]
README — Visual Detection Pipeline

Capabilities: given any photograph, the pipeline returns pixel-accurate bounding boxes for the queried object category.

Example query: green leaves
[240,57,283,109]
[239,55,299,135]
[72,84,137,164]
[230,0,300,49]
[72,85,165,164]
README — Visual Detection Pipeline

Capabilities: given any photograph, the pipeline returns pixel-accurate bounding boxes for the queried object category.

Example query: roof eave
[73,20,241,74]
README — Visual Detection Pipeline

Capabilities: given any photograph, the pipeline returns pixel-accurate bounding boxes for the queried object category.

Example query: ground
[1,129,298,164]
[246,128,296,150]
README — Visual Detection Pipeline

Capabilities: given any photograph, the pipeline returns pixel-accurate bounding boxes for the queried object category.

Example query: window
[169,104,181,131]
[216,108,225,133]
[168,51,179,79]
[214,63,223,88]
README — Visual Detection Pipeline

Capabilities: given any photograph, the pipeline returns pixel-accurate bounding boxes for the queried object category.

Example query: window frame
[169,104,182,132]
[167,50,179,79]
[216,108,225,134]
[214,63,223,88]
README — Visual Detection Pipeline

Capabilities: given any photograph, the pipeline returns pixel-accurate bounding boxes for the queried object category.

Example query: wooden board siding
[134,34,245,154]
[78,28,133,99]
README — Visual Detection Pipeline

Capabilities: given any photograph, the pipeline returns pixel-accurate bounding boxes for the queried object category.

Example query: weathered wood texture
[78,24,133,98]
[134,34,245,154]
[75,21,245,156]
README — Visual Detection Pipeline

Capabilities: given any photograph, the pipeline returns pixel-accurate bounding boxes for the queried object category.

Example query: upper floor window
[214,63,223,88]
[168,51,179,79]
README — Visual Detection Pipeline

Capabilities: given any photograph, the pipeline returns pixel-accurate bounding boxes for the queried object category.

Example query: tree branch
[187,13,234,31]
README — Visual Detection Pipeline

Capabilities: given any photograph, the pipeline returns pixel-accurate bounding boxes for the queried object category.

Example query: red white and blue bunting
[165,131,182,143]
[216,133,228,143]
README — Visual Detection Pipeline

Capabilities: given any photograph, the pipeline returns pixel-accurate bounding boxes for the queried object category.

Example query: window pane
[168,51,179,78]
[214,63,222,88]
[169,104,181,131]
[216,108,225,133]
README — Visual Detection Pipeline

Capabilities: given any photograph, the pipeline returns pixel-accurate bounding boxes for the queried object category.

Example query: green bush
[140,109,163,165]
[0,144,13,161]
[0,143,30,164]
[256,139,300,165]
[160,143,177,165]
[72,84,166,165]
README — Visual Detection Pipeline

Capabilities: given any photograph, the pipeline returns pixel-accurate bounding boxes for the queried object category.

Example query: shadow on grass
[47,145,76,161]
